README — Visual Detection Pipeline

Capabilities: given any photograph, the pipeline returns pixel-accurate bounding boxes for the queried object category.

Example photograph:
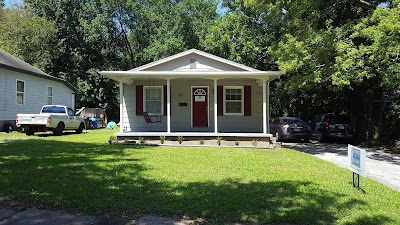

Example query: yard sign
[348,145,366,177]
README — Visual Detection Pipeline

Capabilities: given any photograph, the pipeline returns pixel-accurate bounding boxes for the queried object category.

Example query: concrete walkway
[282,141,400,191]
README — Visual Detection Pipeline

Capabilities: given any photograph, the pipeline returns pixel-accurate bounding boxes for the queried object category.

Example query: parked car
[310,113,354,142]
[270,117,311,142]
[16,105,85,136]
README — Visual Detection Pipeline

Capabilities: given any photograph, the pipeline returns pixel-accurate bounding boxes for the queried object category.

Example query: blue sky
[4,0,21,8]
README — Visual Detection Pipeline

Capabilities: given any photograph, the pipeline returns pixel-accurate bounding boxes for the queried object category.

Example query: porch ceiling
[99,71,284,84]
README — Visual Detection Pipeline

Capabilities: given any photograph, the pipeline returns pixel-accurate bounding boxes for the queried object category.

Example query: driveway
[282,141,400,191]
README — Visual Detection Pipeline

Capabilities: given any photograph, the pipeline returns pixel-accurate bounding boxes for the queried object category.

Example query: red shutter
[244,85,251,116]
[163,85,167,115]
[136,85,143,115]
[217,85,223,116]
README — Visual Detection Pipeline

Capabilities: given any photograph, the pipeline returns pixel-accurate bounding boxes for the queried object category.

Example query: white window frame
[223,86,244,116]
[16,79,25,105]
[143,86,163,115]
[47,85,53,105]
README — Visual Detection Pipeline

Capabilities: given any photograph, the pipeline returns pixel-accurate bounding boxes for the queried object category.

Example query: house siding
[122,79,265,133]
[142,53,247,72]
[0,68,75,122]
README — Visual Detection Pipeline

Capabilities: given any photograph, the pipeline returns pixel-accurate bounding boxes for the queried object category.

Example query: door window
[67,108,75,116]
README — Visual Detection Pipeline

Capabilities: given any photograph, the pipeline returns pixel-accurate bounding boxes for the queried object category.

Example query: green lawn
[0,130,399,224]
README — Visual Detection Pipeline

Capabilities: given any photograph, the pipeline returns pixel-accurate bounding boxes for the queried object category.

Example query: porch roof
[99,70,284,84]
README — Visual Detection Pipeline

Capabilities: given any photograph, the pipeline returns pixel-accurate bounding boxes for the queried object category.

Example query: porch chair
[143,112,161,123]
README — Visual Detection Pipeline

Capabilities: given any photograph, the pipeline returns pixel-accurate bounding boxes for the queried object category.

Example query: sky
[4,0,21,8]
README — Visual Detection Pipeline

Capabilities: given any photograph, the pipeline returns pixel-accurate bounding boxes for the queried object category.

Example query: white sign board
[195,96,205,102]
[348,145,366,177]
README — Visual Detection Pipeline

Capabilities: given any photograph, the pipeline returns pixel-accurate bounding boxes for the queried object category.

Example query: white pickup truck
[16,105,85,136]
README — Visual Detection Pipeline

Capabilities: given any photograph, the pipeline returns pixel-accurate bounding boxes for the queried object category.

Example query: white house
[0,50,77,132]
[100,49,284,140]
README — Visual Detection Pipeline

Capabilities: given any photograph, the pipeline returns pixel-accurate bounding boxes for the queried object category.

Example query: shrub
[252,139,258,146]
[177,136,184,144]
[139,137,145,144]
[199,139,205,145]
[160,135,166,144]
[235,140,239,146]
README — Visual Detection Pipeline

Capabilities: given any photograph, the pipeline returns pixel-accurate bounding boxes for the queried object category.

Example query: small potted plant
[177,136,184,144]
[160,135,166,144]
[108,135,117,144]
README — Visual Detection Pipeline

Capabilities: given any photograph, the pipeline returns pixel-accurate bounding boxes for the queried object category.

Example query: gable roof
[130,49,260,72]
[0,50,78,92]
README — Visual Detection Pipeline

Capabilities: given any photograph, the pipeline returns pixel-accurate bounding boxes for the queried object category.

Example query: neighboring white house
[0,50,77,132]
[100,49,284,139]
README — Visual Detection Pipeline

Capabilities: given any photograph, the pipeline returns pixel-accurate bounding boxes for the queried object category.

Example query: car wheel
[53,123,64,136]
[304,139,310,143]
[76,123,84,134]
[3,123,14,133]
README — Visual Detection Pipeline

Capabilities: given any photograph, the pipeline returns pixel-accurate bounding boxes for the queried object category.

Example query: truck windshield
[42,106,65,114]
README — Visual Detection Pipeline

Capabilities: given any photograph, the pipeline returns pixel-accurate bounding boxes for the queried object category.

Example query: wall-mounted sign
[348,145,366,177]
[195,96,205,102]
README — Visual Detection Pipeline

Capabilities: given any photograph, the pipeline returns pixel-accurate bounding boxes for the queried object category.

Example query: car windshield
[42,106,65,114]
[282,118,305,125]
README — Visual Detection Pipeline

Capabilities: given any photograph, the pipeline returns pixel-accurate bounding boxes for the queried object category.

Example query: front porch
[115,131,273,141]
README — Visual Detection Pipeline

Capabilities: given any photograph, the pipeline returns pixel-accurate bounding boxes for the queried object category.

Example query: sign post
[348,145,366,189]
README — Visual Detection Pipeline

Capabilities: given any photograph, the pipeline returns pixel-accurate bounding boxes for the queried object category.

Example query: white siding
[142,53,247,72]
[0,68,6,111]
[0,68,75,121]
[122,79,265,133]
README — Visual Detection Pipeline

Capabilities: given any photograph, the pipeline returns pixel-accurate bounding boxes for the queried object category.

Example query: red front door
[192,87,208,127]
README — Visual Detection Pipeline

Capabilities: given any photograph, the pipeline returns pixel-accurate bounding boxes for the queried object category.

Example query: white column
[119,82,124,133]
[262,80,267,134]
[267,81,270,133]
[167,79,171,133]
[214,79,218,134]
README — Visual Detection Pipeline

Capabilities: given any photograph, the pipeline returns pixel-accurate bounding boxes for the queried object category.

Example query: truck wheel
[53,123,64,136]
[76,123,84,134]
[3,123,14,133]
[26,127,35,136]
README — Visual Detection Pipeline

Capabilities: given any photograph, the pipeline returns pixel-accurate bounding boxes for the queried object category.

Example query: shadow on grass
[0,139,394,224]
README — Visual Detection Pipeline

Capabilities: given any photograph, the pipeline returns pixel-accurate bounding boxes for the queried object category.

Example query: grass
[0,130,400,224]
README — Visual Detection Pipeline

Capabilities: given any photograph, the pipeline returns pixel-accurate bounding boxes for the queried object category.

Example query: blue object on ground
[90,118,98,128]
[108,121,117,130]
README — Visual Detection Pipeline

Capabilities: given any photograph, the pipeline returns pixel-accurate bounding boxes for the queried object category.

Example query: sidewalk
[0,207,200,225]
[282,142,400,191]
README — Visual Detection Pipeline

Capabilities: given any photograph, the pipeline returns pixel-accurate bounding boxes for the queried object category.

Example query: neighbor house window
[47,86,53,105]
[224,86,243,115]
[143,86,163,115]
[16,80,25,105]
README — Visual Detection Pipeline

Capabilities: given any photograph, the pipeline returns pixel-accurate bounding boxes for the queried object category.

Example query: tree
[206,0,394,141]
[0,7,56,70]
[21,0,218,120]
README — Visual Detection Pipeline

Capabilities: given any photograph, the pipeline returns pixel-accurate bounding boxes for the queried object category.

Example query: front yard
[0,130,399,224]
